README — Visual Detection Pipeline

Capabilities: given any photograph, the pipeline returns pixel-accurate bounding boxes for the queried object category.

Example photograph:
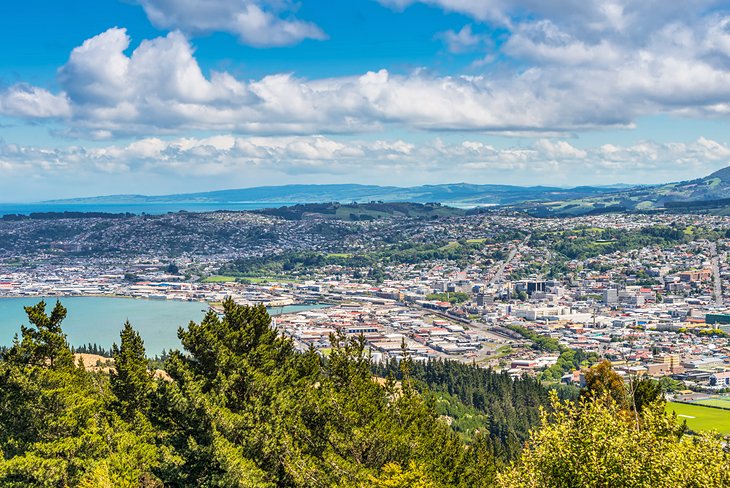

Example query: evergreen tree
[0,301,161,486]
[5,300,74,369]
[111,321,153,419]
[631,376,664,413]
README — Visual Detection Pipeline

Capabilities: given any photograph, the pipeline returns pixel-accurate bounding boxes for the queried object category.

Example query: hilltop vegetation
[254,201,466,221]
[0,300,500,486]
[515,165,730,216]
[1,300,728,487]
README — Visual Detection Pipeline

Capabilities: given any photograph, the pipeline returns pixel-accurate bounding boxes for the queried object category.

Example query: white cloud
[2,135,728,188]
[437,25,486,53]
[534,139,587,159]
[0,84,71,118]
[137,0,326,47]
[377,1,723,37]
[504,20,620,66]
[6,7,730,138]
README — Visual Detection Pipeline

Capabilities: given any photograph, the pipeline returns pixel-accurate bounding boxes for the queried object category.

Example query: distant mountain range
[515,166,730,216]
[46,183,631,207]
[43,166,730,216]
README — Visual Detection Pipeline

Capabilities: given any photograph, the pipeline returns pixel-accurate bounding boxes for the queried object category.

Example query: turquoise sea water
[0,202,295,216]
[0,297,326,355]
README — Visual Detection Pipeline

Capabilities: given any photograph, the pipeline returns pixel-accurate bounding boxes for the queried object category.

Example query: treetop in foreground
[0,299,729,487]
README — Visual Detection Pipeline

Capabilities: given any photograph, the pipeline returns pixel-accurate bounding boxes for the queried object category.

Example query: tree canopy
[0,300,727,487]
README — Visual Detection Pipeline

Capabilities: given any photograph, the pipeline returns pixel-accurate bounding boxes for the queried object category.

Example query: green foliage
[659,376,685,393]
[498,392,730,487]
[580,360,630,409]
[220,229,527,278]
[111,321,153,419]
[148,299,491,486]
[374,357,549,460]
[631,377,664,413]
[0,303,160,486]
[540,349,600,382]
[505,325,563,353]
[428,391,491,442]
[532,225,721,261]
[425,292,470,304]
[695,328,729,337]
[4,299,719,487]
[5,300,74,369]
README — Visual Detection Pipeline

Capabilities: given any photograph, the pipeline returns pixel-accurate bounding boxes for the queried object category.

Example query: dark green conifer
[6,300,74,369]
[111,320,153,418]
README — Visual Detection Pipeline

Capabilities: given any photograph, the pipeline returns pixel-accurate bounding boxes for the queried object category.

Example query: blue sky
[2,0,730,200]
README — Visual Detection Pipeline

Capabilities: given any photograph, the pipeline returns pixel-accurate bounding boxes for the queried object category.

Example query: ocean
[0,297,327,355]
[0,202,294,217]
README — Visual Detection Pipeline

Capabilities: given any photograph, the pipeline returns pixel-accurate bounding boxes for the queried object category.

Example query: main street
[488,235,531,286]
[710,241,723,307]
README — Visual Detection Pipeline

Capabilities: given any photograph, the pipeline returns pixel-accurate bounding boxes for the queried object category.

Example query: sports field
[693,398,730,409]
[665,402,730,434]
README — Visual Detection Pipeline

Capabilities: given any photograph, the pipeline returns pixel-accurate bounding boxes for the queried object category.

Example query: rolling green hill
[253,201,466,220]
[515,166,730,216]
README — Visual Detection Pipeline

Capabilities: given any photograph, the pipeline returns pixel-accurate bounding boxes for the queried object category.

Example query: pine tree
[111,320,153,418]
[5,300,74,369]
[0,304,161,485]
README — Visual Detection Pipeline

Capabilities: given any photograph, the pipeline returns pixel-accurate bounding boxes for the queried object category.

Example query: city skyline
[2,0,730,200]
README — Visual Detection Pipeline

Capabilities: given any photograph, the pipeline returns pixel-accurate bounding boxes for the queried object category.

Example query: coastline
[0,293,333,312]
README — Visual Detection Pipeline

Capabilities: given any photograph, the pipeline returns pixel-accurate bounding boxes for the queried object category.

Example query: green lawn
[243,276,302,284]
[665,402,730,434]
[202,275,300,284]
[202,275,237,283]
[439,241,461,250]
[693,398,730,409]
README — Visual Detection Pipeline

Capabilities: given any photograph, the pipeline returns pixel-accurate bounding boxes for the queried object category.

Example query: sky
[2,1,730,200]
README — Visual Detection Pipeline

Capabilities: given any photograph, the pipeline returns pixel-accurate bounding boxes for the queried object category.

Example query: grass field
[693,398,730,409]
[202,275,237,283]
[202,275,300,284]
[665,402,730,434]
[439,241,461,250]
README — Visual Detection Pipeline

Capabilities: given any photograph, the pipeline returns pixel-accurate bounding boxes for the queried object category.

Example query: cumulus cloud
[137,0,326,47]
[6,4,730,138]
[377,0,723,37]
[0,84,71,118]
[2,27,635,136]
[437,25,486,53]
[503,20,620,66]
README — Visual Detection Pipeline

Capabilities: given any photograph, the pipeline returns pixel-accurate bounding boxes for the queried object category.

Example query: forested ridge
[373,358,548,459]
[0,300,729,487]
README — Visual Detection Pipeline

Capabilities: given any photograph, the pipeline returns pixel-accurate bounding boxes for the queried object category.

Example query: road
[710,242,723,307]
[488,234,531,286]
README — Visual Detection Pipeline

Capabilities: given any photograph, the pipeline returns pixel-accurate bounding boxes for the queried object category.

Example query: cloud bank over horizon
[1,134,728,197]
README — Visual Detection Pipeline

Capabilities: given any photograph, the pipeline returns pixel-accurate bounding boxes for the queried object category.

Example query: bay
[0,297,327,355]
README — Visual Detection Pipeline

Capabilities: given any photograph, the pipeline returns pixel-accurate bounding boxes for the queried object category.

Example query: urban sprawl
[2,209,730,400]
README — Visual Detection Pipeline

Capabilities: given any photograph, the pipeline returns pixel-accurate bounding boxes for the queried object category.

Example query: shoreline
[0,293,333,311]
[0,293,208,304]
